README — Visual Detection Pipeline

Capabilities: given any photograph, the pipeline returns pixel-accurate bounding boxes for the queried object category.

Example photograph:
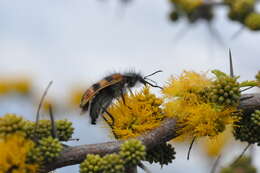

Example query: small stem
[241,86,254,92]
[49,105,58,139]
[34,81,53,139]
[187,137,196,160]
[234,143,251,164]
[138,163,153,173]
[210,155,221,173]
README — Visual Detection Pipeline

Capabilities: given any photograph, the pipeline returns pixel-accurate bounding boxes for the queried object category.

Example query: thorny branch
[41,93,260,172]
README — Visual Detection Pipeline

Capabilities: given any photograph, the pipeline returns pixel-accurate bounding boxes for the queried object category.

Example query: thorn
[240,86,254,92]
[49,105,58,139]
[210,155,221,173]
[229,49,234,77]
[34,81,53,139]
[233,143,251,164]
[187,137,196,160]
[240,95,254,101]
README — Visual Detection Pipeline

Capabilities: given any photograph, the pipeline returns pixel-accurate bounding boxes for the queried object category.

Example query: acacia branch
[42,93,260,172]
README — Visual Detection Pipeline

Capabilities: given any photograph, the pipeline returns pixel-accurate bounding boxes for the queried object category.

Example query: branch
[42,93,260,172]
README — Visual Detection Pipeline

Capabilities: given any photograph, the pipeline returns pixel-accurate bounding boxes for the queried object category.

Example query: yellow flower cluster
[163,71,239,139]
[201,127,232,157]
[0,77,32,95]
[0,134,38,173]
[104,87,165,139]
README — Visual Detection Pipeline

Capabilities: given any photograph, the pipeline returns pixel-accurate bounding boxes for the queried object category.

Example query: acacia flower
[0,133,38,173]
[163,71,239,139]
[104,87,165,139]
[201,127,232,157]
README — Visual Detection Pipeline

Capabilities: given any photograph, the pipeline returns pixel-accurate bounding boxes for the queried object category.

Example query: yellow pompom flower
[10,77,32,95]
[201,127,232,157]
[0,134,38,173]
[163,71,212,98]
[0,80,9,95]
[163,71,239,139]
[69,88,85,107]
[104,87,165,139]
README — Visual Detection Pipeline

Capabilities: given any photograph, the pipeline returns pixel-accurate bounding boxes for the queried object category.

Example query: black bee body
[80,71,162,124]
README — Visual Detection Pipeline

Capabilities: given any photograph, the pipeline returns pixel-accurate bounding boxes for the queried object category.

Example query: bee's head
[124,73,143,87]
[124,70,163,89]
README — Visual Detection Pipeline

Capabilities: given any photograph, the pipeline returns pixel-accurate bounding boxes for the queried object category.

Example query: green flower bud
[101,154,125,173]
[80,154,103,173]
[56,119,74,141]
[244,13,260,30]
[145,142,176,167]
[119,139,146,167]
[38,136,63,163]
[0,113,26,136]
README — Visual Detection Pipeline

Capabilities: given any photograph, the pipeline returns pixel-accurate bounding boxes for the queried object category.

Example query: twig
[240,86,254,92]
[138,163,153,173]
[233,143,251,164]
[34,81,53,138]
[210,155,221,173]
[49,105,58,139]
[187,137,196,160]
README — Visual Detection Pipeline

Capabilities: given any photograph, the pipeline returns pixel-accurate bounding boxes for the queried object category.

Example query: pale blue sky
[0,0,260,172]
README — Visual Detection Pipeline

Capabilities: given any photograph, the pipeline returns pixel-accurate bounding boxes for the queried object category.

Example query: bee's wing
[80,74,123,112]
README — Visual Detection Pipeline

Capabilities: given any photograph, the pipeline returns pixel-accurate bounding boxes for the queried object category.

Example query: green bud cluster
[101,154,125,173]
[244,13,260,31]
[0,113,26,136]
[168,0,213,23]
[220,156,257,173]
[80,139,147,173]
[80,154,103,173]
[224,0,260,31]
[25,120,52,140]
[25,119,74,141]
[227,0,255,21]
[209,75,240,106]
[119,139,146,167]
[56,119,74,141]
[233,110,260,145]
[37,136,63,163]
[251,110,260,126]
[145,143,176,167]
[27,146,43,164]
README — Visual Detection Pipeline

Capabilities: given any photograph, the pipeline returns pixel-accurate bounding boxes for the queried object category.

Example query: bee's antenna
[144,70,163,79]
[145,78,158,86]
[145,80,163,89]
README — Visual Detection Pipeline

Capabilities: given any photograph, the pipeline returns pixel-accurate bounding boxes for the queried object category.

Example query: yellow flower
[201,127,232,157]
[69,87,85,107]
[163,71,212,98]
[0,79,10,95]
[104,87,165,139]
[0,133,38,173]
[163,71,239,139]
[10,77,32,95]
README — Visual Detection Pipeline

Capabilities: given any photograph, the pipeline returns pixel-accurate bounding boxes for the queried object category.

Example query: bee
[80,70,163,124]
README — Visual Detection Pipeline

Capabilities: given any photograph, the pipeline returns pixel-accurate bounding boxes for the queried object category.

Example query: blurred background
[0,0,259,172]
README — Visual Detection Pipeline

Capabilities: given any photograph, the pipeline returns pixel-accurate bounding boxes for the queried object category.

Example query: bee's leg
[120,88,126,105]
[101,106,115,126]
[128,87,134,95]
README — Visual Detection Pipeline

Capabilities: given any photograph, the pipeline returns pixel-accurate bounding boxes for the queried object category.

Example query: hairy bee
[80,71,162,124]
